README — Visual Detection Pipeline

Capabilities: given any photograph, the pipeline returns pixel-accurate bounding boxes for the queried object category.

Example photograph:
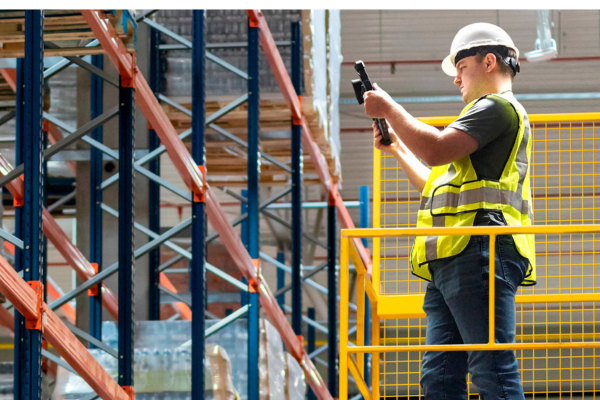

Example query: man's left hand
[363,83,395,119]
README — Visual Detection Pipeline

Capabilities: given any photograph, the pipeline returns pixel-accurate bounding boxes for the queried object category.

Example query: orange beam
[248,9,372,275]
[0,153,119,321]
[0,305,13,337]
[80,10,204,198]
[159,272,191,320]
[84,9,327,399]
[0,68,17,92]
[2,239,76,327]
[0,253,129,400]
[80,9,203,323]
[42,209,119,320]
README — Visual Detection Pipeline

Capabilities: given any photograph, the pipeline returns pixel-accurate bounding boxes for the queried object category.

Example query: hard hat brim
[442,54,457,77]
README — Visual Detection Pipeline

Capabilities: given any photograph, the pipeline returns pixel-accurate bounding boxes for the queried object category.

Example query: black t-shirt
[447,92,520,226]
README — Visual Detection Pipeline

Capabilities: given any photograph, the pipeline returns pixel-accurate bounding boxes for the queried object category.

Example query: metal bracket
[13,174,24,207]
[249,259,260,293]
[294,335,305,363]
[328,189,337,207]
[121,385,135,400]
[26,281,44,331]
[248,10,261,27]
[120,54,137,88]
[88,263,99,296]
[292,95,302,125]
[193,165,207,203]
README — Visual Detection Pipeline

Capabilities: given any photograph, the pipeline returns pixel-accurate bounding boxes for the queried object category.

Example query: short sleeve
[448,96,517,149]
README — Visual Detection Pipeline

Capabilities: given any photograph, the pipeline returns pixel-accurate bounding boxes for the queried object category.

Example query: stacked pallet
[0,71,14,105]
[163,94,338,187]
[158,10,342,187]
[0,10,133,59]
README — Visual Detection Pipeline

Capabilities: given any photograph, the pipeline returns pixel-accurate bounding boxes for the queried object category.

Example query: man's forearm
[391,141,431,193]
[385,103,442,164]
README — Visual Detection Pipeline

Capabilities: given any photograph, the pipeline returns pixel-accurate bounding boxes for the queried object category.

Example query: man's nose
[454,75,461,86]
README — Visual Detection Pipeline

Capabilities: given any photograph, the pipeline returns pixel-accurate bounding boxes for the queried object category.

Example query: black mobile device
[352,60,392,146]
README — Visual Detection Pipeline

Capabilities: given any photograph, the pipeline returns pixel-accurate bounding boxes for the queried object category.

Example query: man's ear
[485,53,497,72]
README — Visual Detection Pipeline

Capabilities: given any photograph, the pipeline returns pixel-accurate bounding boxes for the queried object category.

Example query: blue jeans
[420,235,528,400]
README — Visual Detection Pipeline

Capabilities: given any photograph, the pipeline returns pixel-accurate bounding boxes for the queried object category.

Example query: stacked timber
[156,10,342,187]
[0,10,134,59]
[163,93,336,187]
[0,72,14,105]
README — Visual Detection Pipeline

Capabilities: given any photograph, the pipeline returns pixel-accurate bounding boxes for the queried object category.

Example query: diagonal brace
[0,107,118,189]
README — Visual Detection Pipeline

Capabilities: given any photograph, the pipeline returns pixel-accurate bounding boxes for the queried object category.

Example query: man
[363,23,536,399]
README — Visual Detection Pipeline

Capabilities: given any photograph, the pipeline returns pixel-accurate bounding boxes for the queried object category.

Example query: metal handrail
[339,224,600,400]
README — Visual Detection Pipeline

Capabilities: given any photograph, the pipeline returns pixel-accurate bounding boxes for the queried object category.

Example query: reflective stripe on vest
[410,92,536,286]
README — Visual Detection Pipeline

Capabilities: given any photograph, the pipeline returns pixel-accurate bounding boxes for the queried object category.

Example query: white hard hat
[442,23,520,76]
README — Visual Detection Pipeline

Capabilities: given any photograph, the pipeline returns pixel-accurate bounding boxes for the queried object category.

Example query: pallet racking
[0,9,373,400]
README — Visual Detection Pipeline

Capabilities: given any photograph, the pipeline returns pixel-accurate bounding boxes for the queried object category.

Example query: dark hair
[455,45,519,79]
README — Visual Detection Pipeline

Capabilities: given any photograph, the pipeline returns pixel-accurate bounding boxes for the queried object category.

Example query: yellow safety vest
[410,92,536,285]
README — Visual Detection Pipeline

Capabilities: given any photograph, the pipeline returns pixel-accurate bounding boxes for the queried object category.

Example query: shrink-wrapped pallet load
[205,344,240,400]
[284,353,306,400]
[258,319,286,399]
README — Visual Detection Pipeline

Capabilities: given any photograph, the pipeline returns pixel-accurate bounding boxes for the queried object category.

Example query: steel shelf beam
[89,52,104,346]
[191,10,207,400]
[247,20,260,400]
[117,70,135,388]
[17,12,44,397]
[328,202,339,397]
[307,307,317,400]
[0,154,119,321]
[148,22,161,321]
[0,252,129,400]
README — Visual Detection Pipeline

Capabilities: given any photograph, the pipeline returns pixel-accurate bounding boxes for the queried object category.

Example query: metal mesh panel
[373,114,600,398]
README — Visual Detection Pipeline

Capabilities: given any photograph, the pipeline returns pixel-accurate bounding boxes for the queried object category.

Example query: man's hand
[363,83,395,119]
[373,120,399,155]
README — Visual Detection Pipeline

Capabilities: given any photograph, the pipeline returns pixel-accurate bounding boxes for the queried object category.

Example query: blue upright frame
[191,10,206,400]
[327,200,339,397]
[276,251,285,310]
[247,18,261,400]
[290,20,303,338]
[118,73,135,388]
[13,56,24,400]
[18,11,45,400]
[89,53,104,345]
[307,307,317,400]
[360,185,371,392]
[148,21,162,321]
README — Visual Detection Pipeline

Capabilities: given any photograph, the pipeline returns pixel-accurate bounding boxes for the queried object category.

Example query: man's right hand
[373,120,399,154]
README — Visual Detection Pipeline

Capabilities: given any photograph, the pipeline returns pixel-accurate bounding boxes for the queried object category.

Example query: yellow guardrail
[367,111,600,399]
[340,224,600,400]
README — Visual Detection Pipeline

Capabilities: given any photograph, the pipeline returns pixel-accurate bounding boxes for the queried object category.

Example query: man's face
[453,55,487,104]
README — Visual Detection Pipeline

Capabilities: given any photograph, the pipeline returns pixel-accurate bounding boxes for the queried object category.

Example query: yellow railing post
[339,236,349,400]
[371,300,380,398]
[489,234,496,345]
[356,271,365,375]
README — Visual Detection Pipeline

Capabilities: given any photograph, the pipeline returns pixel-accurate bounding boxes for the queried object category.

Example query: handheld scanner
[353,60,392,146]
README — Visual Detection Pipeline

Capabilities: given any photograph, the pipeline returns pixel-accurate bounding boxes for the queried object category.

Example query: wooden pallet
[164,94,339,187]
[0,10,133,58]
[0,70,14,103]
